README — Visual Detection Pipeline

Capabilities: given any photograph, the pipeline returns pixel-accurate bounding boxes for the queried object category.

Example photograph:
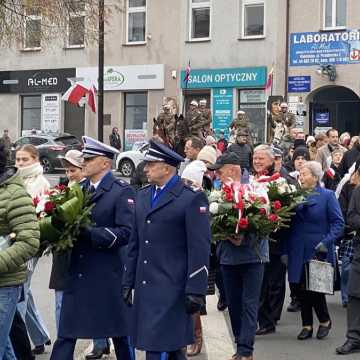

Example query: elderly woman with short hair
[285,161,344,341]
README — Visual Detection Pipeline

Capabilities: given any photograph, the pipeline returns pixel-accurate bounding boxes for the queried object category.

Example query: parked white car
[116,142,149,177]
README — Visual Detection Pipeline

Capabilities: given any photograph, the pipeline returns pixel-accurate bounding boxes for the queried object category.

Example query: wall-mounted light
[316,64,337,81]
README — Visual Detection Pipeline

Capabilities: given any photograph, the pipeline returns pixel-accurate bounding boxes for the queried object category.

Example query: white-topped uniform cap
[82,136,120,160]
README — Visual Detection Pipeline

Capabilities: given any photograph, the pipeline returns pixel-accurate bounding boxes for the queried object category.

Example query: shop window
[242,0,265,38]
[22,95,41,131]
[24,8,41,49]
[127,0,146,43]
[190,0,211,40]
[124,92,147,150]
[183,90,211,114]
[68,1,85,47]
[239,89,266,144]
[324,0,346,29]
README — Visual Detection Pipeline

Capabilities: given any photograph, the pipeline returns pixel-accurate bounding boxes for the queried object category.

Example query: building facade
[288,0,360,135]
[0,0,287,148]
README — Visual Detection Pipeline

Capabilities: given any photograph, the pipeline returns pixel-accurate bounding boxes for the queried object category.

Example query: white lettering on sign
[28,77,58,87]
[293,30,360,44]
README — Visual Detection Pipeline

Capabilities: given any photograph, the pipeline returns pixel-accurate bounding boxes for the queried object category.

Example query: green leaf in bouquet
[56,197,82,224]
[39,216,61,243]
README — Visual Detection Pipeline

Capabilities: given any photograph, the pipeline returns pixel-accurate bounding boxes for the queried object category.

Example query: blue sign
[315,112,330,126]
[212,88,233,135]
[288,76,311,92]
[181,67,266,89]
[290,29,360,66]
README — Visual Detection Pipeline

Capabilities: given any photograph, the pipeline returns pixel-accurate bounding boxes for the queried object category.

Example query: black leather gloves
[185,294,205,315]
[122,287,133,307]
[314,242,328,260]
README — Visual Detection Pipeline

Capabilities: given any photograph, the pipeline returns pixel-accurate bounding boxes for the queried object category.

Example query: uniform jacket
[59,171,135,339]
[346,186,360,298]
[0,168,40,287]
[123,176,211,352]
[286,185,344,283]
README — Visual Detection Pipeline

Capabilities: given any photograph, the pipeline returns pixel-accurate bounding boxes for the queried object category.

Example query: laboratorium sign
[290,29,360,66]
[180,67,267,89]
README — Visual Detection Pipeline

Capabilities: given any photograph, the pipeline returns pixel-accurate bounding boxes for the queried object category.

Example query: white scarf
[18,162,50,198]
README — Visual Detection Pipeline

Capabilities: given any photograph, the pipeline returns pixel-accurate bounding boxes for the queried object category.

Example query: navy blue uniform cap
[144,140,184,167]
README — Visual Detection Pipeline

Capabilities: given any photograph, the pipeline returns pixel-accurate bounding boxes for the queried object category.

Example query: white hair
[303,161,323,180]
[253,144,275,160]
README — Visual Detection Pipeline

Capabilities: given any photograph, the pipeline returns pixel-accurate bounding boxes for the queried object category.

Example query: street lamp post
[98,0,104,141]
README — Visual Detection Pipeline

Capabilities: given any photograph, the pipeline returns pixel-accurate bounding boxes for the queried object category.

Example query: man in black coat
[339,139,360,177]
[50,136,136,360]
[226,130,252,173]
[336,186,360,355]
[109,127,122,151]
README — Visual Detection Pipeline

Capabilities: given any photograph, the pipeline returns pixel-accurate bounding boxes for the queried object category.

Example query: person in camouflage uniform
[187,100,204,139]
[229,110,253,146]
[271,102,296,148]
[153,104,176,146]
[199,99,212,137]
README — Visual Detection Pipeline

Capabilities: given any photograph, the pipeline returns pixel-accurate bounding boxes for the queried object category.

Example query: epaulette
[183,183,200,193]
[114,178,129,187]
[139,184,151,191]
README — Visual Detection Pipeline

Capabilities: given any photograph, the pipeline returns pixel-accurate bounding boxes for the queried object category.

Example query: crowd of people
[1,119,360,360]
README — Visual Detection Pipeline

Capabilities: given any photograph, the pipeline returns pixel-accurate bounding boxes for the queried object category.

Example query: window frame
[322,0,347,30]
[23,12,42,51]
[189,0,212,42]
[67,2,86,49]
[21,95,42,131]
[126,0,147,45]
[241,0,266,40]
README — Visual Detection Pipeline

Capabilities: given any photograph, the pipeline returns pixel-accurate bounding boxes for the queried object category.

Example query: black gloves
[314,242,328,260]
[123,287,133,307]
[185,294,205,315]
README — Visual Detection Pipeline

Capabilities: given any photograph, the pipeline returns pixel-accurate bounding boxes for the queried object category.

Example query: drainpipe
[284,0,290,101]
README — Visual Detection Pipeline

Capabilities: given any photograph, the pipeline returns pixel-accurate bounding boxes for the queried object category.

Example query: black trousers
[258,254,286,329]
[347,296,360,345]
[50,336,133,360]
[291,271,330,327]
[9,310,34,360]
[146,349,187,360]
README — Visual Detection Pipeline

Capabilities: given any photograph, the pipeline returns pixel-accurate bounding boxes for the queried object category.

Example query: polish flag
[265,67,274,91]
[87,84,97,113]
[62,82,88,105]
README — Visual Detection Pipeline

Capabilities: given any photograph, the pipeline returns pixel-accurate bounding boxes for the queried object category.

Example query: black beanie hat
[292,146,310,163]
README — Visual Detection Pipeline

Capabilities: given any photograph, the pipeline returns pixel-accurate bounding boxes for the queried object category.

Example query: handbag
[306,260,334,295]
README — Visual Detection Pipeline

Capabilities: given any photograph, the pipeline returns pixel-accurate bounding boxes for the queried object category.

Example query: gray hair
[253,144,275,160]
[303,161,323,180]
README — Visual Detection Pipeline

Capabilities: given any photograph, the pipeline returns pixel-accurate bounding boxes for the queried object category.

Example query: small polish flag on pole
[62,82,89,105]
[87,84,97,114]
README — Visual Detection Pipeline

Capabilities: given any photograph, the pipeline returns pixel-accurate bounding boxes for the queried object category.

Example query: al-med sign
[290,29,360,66]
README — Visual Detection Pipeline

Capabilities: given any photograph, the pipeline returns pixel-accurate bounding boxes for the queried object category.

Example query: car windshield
[55,136,80,146]
[139,144,149,153]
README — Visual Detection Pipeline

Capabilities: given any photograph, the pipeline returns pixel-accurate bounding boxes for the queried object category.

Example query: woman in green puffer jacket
[0,141,40,358]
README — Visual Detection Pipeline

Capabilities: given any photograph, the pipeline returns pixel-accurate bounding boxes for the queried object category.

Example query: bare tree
[0,0,122,48]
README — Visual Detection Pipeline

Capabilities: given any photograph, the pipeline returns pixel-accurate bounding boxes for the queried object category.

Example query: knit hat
[306,136,316,146]
[294,139,306,149]
[197,145,217,165]
[292,146,310,162]
[205,136,216,146]
[181,160,207,187]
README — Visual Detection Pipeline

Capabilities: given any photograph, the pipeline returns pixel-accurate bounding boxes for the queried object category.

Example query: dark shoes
[217,297,228,312]
[287,298,301,312]
[297,328,313,340]
[32,340,51,355]
[85,346,111,360]
[256,326,276,336]
[317,321,332,339]
[336,340,360,355]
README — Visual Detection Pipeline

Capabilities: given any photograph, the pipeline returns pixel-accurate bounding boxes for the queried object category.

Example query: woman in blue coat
[286,161,344,341]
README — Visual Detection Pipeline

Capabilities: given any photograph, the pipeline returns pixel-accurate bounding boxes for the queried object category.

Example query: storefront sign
[41,94,61,133]
[315,112,330,126]
[0,68,75,93]
[181,67,266,89]
[240,89,266,103]
[76,64,164,91]
[288,76,311,92]
[290,29,360,66]
[124,129,148,151]
[212,88,233,135]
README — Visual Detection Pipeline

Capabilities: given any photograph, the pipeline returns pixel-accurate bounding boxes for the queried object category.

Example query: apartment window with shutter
[242,0,265,39]
[24,8,41,50]
[127,0,146,43]
[190,0,211,40]
[324,0,346,29]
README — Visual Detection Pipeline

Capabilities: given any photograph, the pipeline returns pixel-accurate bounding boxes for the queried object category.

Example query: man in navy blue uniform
[208,152,269,360]
[123,140,211,360]
[50,136,136,360]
